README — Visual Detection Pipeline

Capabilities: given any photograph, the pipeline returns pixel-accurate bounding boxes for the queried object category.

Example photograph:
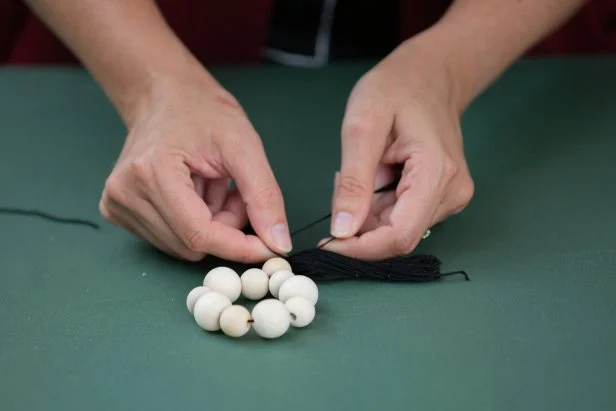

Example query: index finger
[151,159,276,263]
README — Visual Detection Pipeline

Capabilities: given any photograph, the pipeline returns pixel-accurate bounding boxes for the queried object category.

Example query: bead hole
[290,313,297,321]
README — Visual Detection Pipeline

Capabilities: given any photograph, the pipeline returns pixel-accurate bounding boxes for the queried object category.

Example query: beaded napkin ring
[186,257,317,339]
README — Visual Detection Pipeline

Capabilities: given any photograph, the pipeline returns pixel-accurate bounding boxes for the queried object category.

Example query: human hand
[323,35,475,260]
[99,70,291,262]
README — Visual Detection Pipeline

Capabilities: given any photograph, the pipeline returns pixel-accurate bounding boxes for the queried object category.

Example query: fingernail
[271,223,292,253]
[331,212,353,237]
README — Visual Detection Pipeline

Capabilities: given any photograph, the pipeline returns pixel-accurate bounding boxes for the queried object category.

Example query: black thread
[0,207,100,230]
[290,214,332,237]
[289,177,400,239]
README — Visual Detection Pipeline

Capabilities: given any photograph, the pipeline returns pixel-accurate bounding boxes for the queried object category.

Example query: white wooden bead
[251,299,290,339]
[268,270,294,299]
[278,275,318,305]
[186,286,211,313]
[262,257,292,277]
[219,305,252,338]
[285,296,316,328]
[203,266,242,302]
[240,268,269,300]
[193,291,231,331]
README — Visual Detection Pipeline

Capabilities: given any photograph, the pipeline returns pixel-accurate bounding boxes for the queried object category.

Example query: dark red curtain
[1,0,616,65]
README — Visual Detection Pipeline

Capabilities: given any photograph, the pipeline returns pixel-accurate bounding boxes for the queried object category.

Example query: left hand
[322,35,475,260]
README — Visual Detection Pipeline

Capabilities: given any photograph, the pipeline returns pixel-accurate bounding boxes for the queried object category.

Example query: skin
[25,0,587,261]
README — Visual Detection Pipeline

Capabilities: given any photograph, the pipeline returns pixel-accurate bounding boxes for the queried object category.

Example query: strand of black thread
[0,207,100,230]
[289,178,400,240]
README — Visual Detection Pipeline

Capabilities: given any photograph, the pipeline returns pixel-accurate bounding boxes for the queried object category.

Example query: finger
[324,159,440,259]
[373,165,398,193]
[222,129,292,254]
[321,226,399,260]
[431,202,454,227]
[430,195,466,226]
[212,188,248,228]
[431,176,474,226]
[151,157,276,263]
[191,174,206,198]
[106,195,206,261]
[204,178,231,214]
[358,201,395,234]
[355,166,397,233]
[104,200,186,260]
[331,97,393,239]
[369,164,397,205]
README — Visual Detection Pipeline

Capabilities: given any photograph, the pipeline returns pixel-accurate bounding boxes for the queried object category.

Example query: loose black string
[289,178,400,239]
[0,207,100,230]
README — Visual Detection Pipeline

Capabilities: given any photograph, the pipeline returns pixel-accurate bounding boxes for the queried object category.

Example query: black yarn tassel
[287,248,468,282]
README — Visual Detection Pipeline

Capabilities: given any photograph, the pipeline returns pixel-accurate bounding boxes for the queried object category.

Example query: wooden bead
[278,275,318,305]
[186,286,211,313]
[262,257,292,277]
[285,296,315,328]
[193,291,231,331]
[240,268,269,300]
[203,266,242,302]
[251,299,290,339]
[268,269,294,299]
[219,305,252,338]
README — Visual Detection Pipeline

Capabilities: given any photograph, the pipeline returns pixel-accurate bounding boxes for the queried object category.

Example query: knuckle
[458,178,475,207]
[221,130,252,157]
[128,155,154,185]
[394,229,419,255]
[185,230,210,252]
[442,156,460,182]
[213,91,242,111]
[103,174,125,204]
[253,185,282,209]
[338,175,370,199]
[342,116,373,141]
[452,177,475,214]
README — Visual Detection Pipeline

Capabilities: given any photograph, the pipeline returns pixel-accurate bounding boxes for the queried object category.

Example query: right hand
[99,70,291,263]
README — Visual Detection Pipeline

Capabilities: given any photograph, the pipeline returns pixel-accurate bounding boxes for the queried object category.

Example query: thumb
[223,131,292,254]
[331,102,392,239]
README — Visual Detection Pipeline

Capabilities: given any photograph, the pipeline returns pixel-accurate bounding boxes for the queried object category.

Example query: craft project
[188,260,318,339]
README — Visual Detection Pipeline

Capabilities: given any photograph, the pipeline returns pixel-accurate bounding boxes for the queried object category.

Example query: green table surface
[1,58,615,411]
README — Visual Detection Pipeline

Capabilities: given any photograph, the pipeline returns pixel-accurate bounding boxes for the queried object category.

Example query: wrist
[390,29,475,115]
[409,0,587,112]
[101,43,218,128]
